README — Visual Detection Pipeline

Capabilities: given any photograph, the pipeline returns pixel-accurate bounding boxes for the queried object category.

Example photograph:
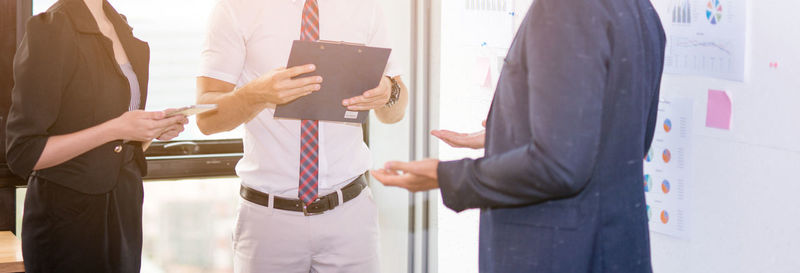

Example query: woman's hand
[107,110,189,142]
[156,124,186,141]
[154,108,189,141]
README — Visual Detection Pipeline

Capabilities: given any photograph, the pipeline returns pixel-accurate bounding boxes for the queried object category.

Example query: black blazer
[437,0,665,272]
[5,0,149,194]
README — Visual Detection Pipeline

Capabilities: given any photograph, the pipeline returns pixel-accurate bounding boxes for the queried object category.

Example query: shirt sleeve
[199,0,246,84]
[5,12,77,179]
[366,2,402,77]
[437,0,612,212]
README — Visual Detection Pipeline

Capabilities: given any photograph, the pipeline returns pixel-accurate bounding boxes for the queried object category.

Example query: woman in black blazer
[5,0,188,272]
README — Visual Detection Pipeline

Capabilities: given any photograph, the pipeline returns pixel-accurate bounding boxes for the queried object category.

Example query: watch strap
[385,76,401,107]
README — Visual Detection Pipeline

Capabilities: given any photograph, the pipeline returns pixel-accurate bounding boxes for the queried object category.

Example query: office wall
[433,0,800,272]
[649,0,800,272]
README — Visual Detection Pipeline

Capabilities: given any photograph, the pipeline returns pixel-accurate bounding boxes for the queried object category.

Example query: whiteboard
[649,0,800,272]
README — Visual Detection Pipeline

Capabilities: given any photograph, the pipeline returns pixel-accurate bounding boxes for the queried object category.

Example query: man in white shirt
[196,0,408,272]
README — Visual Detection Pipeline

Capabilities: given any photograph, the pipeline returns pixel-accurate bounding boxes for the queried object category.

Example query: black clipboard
[274,40,391,123]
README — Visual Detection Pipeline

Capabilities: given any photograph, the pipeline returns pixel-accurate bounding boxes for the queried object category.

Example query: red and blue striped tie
[299,0,320,206]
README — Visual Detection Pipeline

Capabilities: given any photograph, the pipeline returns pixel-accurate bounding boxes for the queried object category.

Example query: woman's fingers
[141,110,166,120]
[153,115,187,129]
[157,124,185,141]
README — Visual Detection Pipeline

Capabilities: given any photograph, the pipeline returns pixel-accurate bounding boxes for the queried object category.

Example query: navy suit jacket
[437,0,666,272]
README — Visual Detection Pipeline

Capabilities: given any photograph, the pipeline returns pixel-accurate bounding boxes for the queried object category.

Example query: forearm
[374,76,408,124]
[196,84,266,135]
[34,121,119,171]
[437,141,598,212]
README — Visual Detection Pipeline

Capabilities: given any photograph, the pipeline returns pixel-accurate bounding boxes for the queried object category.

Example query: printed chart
[654,0,746,81]
[644,99,693,238]
[671,0,692,24]
[457,0,516,48]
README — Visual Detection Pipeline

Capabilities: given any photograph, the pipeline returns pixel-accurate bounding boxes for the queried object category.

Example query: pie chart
[663,119,672,133]
[663,149,672,163]
[645,148,654,162]
[662,180,671,194]
[647,205,652,221]
[644,174,653,192]
[660,210,670,224]
[706,0,723,25]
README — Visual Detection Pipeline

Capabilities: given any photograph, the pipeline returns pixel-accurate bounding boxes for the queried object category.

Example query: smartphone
[165,104,218,117]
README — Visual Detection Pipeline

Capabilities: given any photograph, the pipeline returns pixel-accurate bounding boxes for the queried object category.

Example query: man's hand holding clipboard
[240,65,324,105]
[274,40,392,123]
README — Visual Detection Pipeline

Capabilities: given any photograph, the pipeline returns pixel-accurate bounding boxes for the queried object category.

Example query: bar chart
[672,0,692,24]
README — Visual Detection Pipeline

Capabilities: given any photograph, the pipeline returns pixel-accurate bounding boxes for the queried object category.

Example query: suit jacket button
[114,145,123,153]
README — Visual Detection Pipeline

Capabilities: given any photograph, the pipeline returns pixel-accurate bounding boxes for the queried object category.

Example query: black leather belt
[240,175,367,216]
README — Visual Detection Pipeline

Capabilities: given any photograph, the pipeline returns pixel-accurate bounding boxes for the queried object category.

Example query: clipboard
[274,40,391,123]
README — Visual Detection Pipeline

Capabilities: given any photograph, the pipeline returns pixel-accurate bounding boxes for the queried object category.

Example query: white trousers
[233,187,379,273]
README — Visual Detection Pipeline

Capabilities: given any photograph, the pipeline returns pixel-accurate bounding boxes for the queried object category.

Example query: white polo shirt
[200,0,400,198]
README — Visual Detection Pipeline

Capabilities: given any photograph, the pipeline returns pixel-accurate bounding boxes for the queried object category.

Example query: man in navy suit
[372,0,666,272]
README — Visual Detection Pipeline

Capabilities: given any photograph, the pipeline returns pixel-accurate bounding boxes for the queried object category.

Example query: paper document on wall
[651,0,747,81]
[457,0,516,49]
[644,99,693,239]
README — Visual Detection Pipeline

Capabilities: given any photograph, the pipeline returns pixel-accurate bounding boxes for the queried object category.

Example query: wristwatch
[385,76,401,107]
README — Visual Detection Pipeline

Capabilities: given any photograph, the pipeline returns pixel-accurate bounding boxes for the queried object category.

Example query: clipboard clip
[315,40,367,52]
[317,40,366,46]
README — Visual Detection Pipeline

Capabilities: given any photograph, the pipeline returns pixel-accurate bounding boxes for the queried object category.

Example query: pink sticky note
[706,89,732,130]
[481,67,492,88]
[474,57,492,88]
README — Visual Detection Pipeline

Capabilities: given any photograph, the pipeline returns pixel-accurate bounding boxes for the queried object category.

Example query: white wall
[433,0,800,272]
[650,0,800,272]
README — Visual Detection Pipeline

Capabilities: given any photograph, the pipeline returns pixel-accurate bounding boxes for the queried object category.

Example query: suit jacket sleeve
[643,88,660,157]
[437,1,612,212]
[5,12,77,179]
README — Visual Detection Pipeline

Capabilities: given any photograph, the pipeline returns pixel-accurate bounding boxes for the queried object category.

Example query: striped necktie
[298,0,320,206]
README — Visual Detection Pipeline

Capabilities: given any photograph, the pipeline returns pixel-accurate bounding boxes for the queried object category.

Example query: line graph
[672,38,733,55]
[664,34,741,80]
